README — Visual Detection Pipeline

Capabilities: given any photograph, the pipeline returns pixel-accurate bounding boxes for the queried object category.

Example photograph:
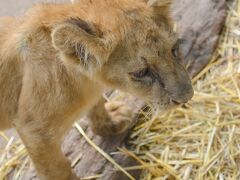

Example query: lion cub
[0,0,193,179]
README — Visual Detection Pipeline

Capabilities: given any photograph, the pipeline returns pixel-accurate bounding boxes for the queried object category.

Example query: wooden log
[173,0,227,77]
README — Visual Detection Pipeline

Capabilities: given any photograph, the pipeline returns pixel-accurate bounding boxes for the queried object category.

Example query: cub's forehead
[133,27,177,48]
[125,27,178,58]
[146,27,176,40]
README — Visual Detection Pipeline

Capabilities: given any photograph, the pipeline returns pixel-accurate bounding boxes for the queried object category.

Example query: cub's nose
[171,83,194,104]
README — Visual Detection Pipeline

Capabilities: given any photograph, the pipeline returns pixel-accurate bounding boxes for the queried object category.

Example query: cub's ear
[52,17,112,73]
[148,0,174,28]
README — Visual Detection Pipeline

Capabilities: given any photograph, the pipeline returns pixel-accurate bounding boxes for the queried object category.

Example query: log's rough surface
[0,0,227,180]
[173,0,227,77]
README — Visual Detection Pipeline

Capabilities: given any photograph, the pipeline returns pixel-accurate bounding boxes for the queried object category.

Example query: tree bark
[173,0,227,77]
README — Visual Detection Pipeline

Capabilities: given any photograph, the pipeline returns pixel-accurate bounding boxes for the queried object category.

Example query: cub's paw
[92,101,133,136]
[104,101,133,135]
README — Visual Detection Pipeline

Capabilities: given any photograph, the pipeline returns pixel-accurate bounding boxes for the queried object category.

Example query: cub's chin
[151,98,182,113]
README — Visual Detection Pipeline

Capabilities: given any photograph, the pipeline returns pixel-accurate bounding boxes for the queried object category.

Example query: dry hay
[0,1,240,180]
[0,133,29,180]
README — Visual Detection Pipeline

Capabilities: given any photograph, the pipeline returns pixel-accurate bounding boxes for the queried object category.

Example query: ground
[0,0,67,16]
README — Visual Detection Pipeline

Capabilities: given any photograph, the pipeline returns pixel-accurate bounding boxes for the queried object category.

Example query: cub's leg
[88,97,134,136]
[14,116,77,180]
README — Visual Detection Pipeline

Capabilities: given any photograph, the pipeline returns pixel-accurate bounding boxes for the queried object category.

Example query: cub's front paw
[104,101,133,135]
[91,101,134,136]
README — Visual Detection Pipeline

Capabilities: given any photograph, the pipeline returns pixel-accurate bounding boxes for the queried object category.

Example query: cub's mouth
[171,99,181,105]
[153,95,191,112]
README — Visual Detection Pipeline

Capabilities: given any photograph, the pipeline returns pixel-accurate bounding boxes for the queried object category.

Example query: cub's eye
[172,44,179,58]
[129,68,149,79]
[172,38,185,58]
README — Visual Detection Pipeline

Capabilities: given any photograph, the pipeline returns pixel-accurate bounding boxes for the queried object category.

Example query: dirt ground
[0,0,67,16]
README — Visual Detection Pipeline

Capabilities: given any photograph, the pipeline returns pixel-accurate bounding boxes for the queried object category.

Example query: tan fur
[0,0,193,179]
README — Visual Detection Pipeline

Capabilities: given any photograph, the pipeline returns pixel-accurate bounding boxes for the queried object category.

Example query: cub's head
[52,0,193,109]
